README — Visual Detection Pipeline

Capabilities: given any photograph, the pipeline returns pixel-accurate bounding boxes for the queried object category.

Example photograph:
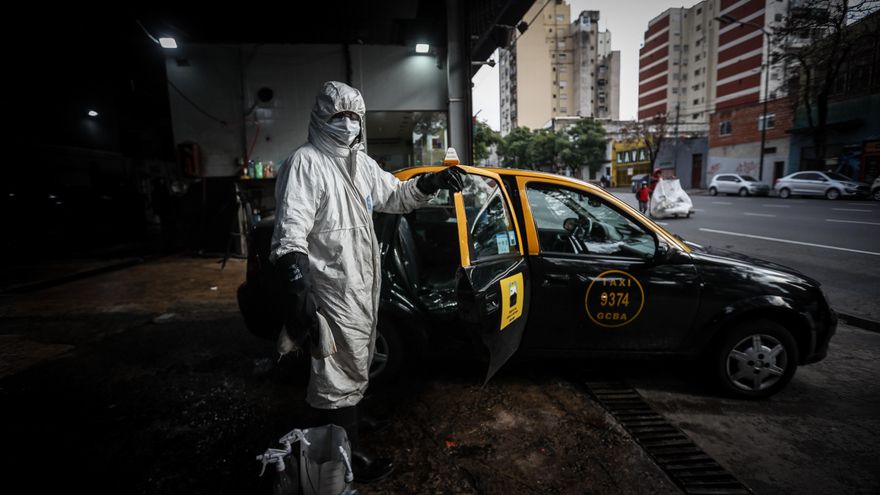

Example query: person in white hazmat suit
[271,81,463,483]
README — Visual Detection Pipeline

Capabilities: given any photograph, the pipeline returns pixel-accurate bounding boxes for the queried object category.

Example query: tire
[872,188,880,201]
[370,321,406,386]
[709,187,718,196]
[825,188,841,200]
[739,188,749,197]
[779,188,791,199]
[709,319,799,399]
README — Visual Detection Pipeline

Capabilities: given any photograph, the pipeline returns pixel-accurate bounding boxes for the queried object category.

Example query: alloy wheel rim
[726,334,787,391]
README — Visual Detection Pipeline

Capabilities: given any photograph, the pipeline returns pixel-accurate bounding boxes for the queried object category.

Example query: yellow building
[611,140,651,187]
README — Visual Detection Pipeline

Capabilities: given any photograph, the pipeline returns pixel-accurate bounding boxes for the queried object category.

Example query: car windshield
[825,172,853,181]
[740,175,758,182]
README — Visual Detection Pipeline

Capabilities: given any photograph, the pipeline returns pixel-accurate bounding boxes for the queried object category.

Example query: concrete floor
[0,256,678,494]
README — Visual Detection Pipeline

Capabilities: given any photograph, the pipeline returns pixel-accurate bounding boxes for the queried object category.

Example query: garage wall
[166,44,447,177]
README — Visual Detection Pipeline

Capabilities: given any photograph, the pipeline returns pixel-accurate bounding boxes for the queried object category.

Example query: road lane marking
[698,228,880,256]
[744,212,776,217]
[846,202,875,206]
[712,201,732,205]
[655,221,669,225]
[762,204,790,208]
[832,208,872,212]
[694,209,705,212]
[826,219,880,226]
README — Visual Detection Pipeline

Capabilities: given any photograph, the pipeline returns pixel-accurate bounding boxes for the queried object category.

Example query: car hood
[685,242,820,289]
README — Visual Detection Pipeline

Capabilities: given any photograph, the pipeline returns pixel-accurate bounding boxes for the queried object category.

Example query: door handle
[543,273,570,286]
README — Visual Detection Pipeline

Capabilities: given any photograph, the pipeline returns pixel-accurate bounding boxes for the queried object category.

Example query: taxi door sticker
[499,273,524,331]
[584,270,645,328]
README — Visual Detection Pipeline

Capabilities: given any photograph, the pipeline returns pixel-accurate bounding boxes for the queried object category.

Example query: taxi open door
[451,166,531,382]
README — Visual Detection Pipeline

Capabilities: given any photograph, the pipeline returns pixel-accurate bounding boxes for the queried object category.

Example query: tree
[772,0,878,164]
[559,118,607,176]
[473,120,500,163]
[497,126,534,169]
[528,128,569,170]
[623,113,668,169]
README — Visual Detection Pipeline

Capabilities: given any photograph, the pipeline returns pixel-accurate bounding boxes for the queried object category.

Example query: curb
[837,312,880,333]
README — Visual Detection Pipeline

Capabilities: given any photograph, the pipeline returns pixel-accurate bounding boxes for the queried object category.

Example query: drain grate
[586,381,753,495]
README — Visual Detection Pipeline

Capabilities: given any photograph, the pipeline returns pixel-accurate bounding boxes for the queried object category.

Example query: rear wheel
[779,188,791,199]
[709,187,718,196]
[739,188,749,197]
[873,188,880,201]
[825,188,841,200]
[710,319,799,399]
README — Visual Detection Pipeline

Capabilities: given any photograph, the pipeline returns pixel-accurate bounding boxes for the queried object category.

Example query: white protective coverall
[271,81,429,409]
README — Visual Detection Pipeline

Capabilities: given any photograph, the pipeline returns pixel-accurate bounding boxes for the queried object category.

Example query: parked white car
[708,173,771,197]
[773,171,870,200]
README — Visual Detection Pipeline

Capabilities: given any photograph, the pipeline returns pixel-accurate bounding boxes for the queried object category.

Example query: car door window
[526,183,655,258]
[460,174,518,261]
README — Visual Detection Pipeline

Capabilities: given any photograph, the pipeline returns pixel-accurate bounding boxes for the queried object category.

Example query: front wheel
[778,188,791,199]
[709,187,718,196]
[825,188,841,200]
[710,319,799,399]
[739,188,749,197]
[873,189,880,201]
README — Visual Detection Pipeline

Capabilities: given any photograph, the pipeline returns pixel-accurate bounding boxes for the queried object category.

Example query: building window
[556,15,565,22]
[559,80,567,88]
[696,24,701,31]
[695,54,701,61]
[560,93,568,100]
[559,66,568,73]
[693,98,699,105]
[694,69,700,76]
[560,108,568,113]
[720,121,732,135]
[775,13,783,22]
[672,88,679,94]
[692,113,700,119]
[673,45,681,51]
[758,113,776,130]
[560,53,568,61]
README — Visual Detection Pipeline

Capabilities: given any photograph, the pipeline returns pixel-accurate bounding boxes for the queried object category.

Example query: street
[612,191,880,321]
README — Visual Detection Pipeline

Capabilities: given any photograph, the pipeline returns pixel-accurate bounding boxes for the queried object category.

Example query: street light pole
[716,15,772,181]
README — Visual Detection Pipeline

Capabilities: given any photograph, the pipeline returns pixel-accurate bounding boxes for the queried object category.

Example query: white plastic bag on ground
[649,178,694,219]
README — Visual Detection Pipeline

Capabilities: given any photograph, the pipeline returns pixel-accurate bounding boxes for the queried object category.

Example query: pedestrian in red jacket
[637,181,651,214]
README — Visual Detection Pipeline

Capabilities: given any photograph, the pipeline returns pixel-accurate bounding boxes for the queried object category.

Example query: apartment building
[639,0,795,129]
[500,1,620,134]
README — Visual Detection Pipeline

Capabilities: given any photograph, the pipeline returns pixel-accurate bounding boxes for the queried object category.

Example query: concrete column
[446,0,473,164]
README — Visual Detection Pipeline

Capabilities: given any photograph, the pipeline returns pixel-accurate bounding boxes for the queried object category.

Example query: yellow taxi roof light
[443,147,460,165]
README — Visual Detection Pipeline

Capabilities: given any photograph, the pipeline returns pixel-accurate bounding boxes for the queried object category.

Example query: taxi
[239,155,837,399]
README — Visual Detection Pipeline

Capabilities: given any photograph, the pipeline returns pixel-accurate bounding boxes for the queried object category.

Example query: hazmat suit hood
[308,81,367,158]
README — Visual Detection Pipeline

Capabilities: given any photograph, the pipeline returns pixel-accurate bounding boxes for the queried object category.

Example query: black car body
[239,166,836,398]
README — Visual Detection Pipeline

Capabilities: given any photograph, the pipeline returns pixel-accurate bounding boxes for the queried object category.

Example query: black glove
[416,167,464,195]
[275,251,318,349]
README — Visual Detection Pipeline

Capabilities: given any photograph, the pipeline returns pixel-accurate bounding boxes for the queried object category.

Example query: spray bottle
[257,448,298,495]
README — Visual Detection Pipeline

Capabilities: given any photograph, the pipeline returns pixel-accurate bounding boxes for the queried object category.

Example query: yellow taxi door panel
[452,167,530,382]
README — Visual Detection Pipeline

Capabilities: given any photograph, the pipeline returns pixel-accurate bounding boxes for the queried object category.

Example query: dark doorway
[691,153,703,188]
[774,161,785,181]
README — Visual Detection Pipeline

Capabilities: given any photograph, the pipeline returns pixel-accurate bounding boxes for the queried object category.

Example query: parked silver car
[708,173,771,196]
[774,171,870,200]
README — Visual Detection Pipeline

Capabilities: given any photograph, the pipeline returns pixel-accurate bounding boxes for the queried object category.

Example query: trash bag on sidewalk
[258,425,358,495]
[649,178,694,219]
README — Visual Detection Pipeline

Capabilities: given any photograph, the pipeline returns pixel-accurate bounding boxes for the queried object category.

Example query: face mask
[326,116,361,146]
